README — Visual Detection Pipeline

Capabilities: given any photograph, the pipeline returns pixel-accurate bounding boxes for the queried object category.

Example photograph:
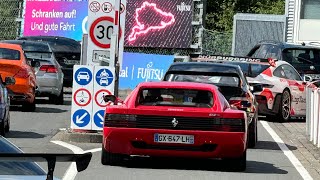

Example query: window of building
[300,0,320,19]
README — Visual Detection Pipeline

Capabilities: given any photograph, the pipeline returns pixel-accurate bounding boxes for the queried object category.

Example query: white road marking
[84,147,102,153]
[51,141,84,180]
[260,121,313,180]
[51,141,102,180]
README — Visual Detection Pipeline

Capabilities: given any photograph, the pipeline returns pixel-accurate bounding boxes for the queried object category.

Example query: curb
[52,129,103,143]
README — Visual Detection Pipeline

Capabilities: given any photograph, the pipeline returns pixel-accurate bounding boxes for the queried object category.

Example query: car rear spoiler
[190,54,277,66]
[0,152,92,180]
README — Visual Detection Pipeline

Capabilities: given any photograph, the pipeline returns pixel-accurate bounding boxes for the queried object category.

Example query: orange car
[0,43,36,111]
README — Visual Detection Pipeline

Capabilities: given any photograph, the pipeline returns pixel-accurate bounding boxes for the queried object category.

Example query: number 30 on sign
[89,16,122,49]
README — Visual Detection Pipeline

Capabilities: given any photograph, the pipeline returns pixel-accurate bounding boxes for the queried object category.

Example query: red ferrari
[102,82,248,171]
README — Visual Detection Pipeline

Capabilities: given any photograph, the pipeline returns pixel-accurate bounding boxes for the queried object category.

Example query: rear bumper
[6,79,34,103]
[255,94,281,116]
[103,128,247,159]
[36,75,62,96]
[6,78,32,95]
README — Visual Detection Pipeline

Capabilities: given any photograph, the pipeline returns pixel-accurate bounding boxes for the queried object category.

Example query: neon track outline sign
[128,1,175,42]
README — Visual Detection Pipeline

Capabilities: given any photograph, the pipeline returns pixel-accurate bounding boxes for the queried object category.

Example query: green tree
[0,0,22,40]
[205,0,286,32]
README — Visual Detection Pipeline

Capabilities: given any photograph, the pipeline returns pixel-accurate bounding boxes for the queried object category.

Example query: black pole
[114,0,121,100]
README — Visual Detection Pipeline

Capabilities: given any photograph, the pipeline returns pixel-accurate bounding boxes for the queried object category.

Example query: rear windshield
[138,88,214,108]
[229,62,269,77]
[22,43,50,52]
[0,48,20,60]
[283,48,320,65]
[165,74,240,87]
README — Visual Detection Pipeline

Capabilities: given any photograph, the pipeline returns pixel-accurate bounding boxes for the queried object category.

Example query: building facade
[286,0,320,44]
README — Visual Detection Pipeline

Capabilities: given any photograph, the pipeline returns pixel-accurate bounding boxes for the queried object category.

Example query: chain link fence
[201,29,233,55]
[0,0,23,40]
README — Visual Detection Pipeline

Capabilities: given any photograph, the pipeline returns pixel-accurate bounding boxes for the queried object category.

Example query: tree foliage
[205,0,285,32]
[0,0,22,40]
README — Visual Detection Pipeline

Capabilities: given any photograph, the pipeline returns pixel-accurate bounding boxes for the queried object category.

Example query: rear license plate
[154,133,194,144]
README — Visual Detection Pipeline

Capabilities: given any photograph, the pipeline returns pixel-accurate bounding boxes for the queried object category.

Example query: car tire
[225,151,247,172]
[278,89,291,122]
[22,100,36,112]
[0,120,5,137]
[5,113,10,133]
[49,88,64,105]
[248,116,258,148]
[101,146,126,166]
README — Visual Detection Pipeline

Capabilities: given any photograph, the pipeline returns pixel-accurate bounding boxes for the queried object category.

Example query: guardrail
[306,84,320,148]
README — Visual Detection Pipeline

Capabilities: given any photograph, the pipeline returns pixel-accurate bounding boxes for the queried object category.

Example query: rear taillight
[104,114,136,127]
[39,65,58,73]
[212,118,245,132]
[15,69,29,78]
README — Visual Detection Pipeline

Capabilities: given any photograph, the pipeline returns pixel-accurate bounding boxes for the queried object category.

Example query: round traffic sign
[74,67,92,86]
[95,68,114,86]
[95,89,112,107]
[94,110,105,128]
[89,16,122,48]
[102,2,113,13]
[89,1,100,12]
[73,88,92,107]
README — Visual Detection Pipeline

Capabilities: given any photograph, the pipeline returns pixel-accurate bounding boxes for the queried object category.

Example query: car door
[281,64,306,115]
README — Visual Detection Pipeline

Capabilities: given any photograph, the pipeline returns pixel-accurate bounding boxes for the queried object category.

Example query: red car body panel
[103,82,248,159]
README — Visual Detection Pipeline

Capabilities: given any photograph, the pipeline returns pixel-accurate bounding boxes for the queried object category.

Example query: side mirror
[250,84,263,93]
[103,95,117,103]
[4,77,15,86]
[303,75,312,83]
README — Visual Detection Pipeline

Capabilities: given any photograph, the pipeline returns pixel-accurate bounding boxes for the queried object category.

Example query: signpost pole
[113,0,121,99]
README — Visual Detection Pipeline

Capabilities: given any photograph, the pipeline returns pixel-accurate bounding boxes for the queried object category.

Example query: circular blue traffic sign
[75,67,92,86]
[95,68,113,87]
[72,109,91,127]
[94,110,105,128]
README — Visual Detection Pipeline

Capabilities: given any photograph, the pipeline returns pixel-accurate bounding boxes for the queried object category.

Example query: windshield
[0,138,46,175]
[0,48,20,60]
[25,52,52,60]
[165,74,240,87]
[283,48,320,65]
[226,62,270,77]
[138,88,213,108]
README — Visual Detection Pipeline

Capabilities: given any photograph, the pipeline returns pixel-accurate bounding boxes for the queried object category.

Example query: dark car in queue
[247,40,320,83]
[0,136,92,180]
[102,82,248,171]
[17,36,81,87]
[163,62,261,148]
[1,40,64,105]
[0,75,15,137]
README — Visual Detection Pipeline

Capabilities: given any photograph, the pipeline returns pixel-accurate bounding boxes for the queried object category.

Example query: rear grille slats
[136,115,215,131]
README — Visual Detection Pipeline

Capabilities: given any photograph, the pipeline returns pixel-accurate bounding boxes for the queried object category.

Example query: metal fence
[201,29,233,55]
[0,0,23,40]
[306,85,320,148]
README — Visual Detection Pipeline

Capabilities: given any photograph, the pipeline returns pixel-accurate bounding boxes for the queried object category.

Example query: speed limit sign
[89,16,122,49]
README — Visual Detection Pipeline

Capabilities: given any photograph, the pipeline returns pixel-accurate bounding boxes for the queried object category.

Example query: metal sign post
[112,0,121,98]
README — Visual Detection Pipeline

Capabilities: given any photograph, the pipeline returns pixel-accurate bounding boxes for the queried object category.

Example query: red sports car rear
[102,82,248,171]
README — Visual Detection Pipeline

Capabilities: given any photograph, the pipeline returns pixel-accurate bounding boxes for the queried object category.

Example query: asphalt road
[4,90,312,180]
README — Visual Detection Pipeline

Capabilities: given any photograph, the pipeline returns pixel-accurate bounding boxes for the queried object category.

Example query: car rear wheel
[101,146,126,166]
[248,117,258,148]
[22,100,36,112]
[225,150,247,172]
[279,90,291,122]
[49,88,64,105]
[0,120,5,137]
